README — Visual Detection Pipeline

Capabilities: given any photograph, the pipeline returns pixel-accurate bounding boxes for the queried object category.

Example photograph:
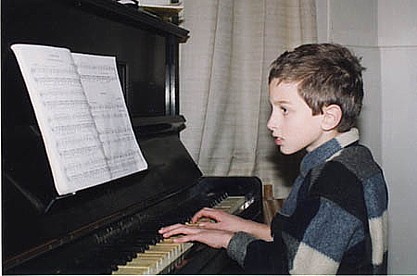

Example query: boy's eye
[281,107,288,114]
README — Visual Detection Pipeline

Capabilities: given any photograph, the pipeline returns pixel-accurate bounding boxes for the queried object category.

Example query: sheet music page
[72,53,148,179]
[11,44,112,195]
[11,44,148,196]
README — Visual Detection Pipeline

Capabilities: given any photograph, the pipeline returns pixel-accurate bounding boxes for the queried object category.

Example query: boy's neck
[306,129,341,153]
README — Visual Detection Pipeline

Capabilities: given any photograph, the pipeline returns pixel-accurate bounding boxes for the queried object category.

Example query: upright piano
[1,0,263,274]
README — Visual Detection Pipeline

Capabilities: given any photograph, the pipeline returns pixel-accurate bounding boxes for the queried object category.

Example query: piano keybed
[112,196,248,275]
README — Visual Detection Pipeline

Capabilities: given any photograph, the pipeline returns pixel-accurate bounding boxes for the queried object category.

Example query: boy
[159,43,388,274]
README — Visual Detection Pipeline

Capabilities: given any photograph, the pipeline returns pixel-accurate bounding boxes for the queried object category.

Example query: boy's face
[267,79,328,154]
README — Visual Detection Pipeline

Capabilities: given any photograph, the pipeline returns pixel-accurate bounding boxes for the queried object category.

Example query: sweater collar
[299,128,360,177]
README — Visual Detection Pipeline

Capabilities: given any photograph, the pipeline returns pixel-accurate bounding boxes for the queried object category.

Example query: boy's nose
[267,114,276,131]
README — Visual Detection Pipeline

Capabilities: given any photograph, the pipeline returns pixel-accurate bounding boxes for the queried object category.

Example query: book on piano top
[11,44,148,196]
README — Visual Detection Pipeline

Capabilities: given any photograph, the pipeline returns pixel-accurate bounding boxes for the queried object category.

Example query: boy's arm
[225,197,361,275]
[239,220,272,241]
[229,160,373,275]
[286,160,371,274]
[227,231,288,274]
[287,197,363,274]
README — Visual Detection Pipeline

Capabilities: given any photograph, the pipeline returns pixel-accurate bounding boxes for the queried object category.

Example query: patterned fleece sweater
[227,128,388,274]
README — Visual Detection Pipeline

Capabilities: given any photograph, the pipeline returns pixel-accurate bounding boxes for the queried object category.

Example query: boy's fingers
[161,224,203,239]
[192,208,221,223]
[159,223,185,233]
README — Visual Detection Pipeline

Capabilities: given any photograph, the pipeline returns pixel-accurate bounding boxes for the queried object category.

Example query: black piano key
[111,241,148,253]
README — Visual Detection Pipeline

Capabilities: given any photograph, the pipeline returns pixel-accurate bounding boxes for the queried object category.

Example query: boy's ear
[321,104,342,131]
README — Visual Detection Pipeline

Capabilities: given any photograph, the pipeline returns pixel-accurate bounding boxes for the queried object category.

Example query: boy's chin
[279,146,297,155]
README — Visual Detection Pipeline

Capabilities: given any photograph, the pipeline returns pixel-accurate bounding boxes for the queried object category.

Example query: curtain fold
[180,0,317,198]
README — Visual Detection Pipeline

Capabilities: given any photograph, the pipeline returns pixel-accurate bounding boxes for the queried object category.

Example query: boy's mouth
[274,136,283,146]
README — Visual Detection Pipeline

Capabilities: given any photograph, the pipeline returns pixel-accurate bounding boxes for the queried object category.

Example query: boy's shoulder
[308,144,382,220]
[332,143,382,181]
[310,143,381,186]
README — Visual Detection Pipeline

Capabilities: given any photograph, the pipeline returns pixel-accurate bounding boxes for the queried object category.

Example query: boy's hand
[190,207,250,233]
[158,223,234,249]
[158,207,272,250]
[192,208,272,241]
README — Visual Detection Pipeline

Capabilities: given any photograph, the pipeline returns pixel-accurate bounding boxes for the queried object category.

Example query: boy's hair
[269,43,365,132]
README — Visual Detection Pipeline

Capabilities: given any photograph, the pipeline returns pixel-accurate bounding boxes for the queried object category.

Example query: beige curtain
[179,0,317,199]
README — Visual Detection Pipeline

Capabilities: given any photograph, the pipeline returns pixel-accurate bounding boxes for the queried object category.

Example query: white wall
[378,1,417,274]
[316,0,417,274]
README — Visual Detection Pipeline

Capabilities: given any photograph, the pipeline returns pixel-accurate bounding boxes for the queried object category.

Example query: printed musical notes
[11,44,148,195]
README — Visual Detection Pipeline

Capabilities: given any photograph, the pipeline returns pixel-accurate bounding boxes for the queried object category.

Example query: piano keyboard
[112,196,248,275]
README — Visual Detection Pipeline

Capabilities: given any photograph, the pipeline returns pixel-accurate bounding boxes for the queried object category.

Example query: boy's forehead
[268,80,313,108]
[269,79,300,94]
[269,80,300,98]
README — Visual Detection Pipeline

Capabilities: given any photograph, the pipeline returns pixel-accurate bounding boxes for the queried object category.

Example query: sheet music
[72,53,148,179]
[11,44,147,195]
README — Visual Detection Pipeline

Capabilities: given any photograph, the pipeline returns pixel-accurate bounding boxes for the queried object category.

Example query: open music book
[11,44,148,196]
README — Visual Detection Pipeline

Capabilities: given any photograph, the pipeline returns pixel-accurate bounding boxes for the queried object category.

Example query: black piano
[1,0,263,274]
